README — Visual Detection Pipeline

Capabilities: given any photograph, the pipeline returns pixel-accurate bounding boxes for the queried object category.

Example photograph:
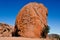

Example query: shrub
[41,25,50,38]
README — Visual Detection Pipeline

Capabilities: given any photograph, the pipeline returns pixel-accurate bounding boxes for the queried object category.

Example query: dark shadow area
[41,25,50,38]
[12,25,21,37]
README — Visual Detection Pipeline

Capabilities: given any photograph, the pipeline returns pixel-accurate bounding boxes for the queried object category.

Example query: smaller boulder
[0,23,13,37]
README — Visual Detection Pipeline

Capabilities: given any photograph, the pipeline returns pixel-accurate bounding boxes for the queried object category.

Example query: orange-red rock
[15,2,48,38]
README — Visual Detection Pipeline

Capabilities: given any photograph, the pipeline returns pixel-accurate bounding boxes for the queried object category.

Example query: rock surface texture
[0,23,13,37]
[15,2,48,38]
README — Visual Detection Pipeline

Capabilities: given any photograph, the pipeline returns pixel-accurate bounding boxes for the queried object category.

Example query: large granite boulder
[14,2,48,38]
[0,23,13,37]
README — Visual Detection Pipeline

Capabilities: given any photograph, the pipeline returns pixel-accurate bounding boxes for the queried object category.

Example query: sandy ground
[0,37,53,40]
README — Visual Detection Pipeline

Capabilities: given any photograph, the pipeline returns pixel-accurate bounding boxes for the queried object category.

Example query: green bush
[41,25,50,38]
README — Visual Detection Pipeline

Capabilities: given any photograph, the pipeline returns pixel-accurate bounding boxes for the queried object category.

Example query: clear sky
[0,0,60,35]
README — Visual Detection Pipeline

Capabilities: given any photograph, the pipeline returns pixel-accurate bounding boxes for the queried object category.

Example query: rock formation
[0,23,13,37]
[47,34,60,40]
[14,2,48,38]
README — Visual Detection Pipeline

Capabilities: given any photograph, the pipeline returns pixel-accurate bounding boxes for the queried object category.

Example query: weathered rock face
[0,23,13,37]
[15,2,48,38]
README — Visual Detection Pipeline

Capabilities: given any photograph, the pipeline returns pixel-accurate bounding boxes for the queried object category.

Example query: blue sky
[0,0,60,34]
